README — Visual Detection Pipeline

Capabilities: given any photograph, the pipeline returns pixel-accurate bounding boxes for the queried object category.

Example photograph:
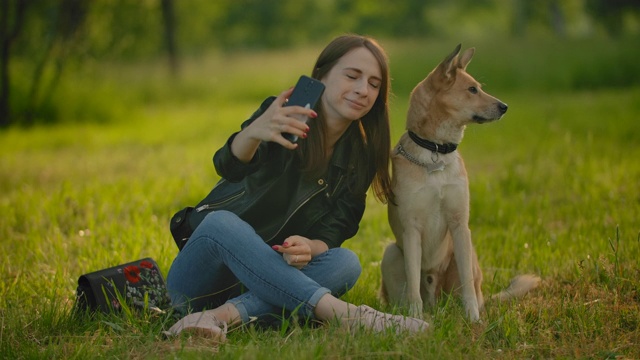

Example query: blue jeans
[166,210,362,324]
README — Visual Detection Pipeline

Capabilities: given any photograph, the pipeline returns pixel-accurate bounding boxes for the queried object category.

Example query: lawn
[1,37,639,359]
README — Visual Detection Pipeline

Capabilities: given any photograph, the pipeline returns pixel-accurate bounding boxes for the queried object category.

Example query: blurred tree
[2,0,637,127]
[549,0,567,36]
[397,0,432,35]
[586,0,640,36]
[0,0,27,127]
[213,0,312,48]
[24,0,87,125]
[161,0,179,75]
[85,1,162,59]
[341,0,432,37]
[4,0,176,126]
[511,0,567,37]
[1,0,87,126]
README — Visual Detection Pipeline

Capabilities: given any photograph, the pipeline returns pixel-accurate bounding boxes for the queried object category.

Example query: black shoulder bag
[75,258,171,314]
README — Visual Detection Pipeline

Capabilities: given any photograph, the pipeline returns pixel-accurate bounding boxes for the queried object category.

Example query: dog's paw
[466,308,481,323]
[408,303,423,318]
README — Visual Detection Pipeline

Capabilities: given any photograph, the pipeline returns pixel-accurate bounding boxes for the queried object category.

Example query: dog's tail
[489,274,541,302]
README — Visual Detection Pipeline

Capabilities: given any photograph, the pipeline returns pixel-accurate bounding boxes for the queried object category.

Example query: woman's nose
[354,80,368,95]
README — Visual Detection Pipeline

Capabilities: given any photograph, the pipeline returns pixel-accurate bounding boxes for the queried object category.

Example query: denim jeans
[166,210,362,324]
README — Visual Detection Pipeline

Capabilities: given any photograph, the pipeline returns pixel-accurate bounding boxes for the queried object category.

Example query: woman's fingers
[272,237,312,267]
[247,86,317,148]
[272,247,310,263]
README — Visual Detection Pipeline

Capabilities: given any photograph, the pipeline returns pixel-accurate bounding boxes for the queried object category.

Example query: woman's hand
[231,88,317,162]
[272,235,322,269]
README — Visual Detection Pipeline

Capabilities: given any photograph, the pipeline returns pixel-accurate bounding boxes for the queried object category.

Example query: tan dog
[381,44,540,321]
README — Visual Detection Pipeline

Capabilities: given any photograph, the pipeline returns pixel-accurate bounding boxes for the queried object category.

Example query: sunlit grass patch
[1,37,639,359]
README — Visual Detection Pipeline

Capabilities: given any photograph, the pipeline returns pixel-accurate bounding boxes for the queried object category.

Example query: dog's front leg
[403,228,423,317]
[451,226,480,321]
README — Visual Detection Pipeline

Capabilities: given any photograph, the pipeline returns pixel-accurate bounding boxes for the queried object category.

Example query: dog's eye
[468,86,478,94]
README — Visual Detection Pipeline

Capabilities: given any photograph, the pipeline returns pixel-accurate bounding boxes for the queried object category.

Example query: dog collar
[408,131,458,154]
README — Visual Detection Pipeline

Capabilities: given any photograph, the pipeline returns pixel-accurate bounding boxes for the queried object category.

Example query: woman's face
[320,47,382,125]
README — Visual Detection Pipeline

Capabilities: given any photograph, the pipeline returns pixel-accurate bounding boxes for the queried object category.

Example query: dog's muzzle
[473,102,508,123]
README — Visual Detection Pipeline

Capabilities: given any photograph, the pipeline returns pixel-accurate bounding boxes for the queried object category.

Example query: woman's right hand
[230,88,317,162]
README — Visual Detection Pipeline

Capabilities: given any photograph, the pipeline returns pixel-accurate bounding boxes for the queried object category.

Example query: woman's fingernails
[272,245,279,250]
[283,242,289,247]
[302,132,307,139]
[310,111,318,118]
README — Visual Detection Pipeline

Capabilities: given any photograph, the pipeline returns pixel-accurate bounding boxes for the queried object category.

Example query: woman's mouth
[346,99,366,110]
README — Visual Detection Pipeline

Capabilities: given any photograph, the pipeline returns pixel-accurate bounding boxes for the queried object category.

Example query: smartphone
[283,75,325,142]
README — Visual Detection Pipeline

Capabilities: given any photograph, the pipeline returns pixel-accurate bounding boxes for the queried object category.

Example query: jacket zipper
[195,191,245,212]
[328,174,344,198]
[267,182,328,242]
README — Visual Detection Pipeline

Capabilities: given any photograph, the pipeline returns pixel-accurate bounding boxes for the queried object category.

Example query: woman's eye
[369,82,380,89]
[468,86,478,94]
[346,74,357,80]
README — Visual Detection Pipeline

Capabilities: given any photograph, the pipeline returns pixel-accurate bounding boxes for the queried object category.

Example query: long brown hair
[298,34,392,204]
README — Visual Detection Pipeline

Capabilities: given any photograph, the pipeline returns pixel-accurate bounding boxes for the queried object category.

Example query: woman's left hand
[272,236,313,269]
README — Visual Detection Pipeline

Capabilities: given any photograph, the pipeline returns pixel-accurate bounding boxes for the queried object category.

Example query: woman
[165,34,428,340]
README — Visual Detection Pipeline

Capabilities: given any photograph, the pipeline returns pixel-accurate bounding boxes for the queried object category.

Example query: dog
[381,44,540,322]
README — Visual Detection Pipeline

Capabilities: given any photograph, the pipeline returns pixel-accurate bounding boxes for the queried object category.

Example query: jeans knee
[190,210,262,253]
[198,210,254,237]
[202,210,239,227]
[334,248,362,286]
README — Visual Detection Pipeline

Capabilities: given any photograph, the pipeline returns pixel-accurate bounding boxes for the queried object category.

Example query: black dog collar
[408,131,458,154]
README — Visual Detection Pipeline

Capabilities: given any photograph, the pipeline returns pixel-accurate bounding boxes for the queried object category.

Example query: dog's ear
[458,47,475,70]
[432,44,462,86]
[442,44,461,74]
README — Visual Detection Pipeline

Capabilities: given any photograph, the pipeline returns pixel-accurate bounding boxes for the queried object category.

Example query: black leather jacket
[170,97,373,250]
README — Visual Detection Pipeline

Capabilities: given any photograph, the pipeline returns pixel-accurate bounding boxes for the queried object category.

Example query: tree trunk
[511,0,527,37]
[0,0,27,128]
[550,0,566,37]
[161,0,179,76]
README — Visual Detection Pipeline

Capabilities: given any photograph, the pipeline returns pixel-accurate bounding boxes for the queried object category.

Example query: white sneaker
[352,305,429,334]
[164,311,228,342]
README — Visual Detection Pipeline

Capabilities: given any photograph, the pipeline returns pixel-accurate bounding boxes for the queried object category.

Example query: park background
[1,1,639,358]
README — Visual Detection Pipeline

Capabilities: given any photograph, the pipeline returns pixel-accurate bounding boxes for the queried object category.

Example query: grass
[1,36,639,359]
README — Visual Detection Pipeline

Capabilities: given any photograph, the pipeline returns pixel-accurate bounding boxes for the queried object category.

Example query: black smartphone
[283,75,325,142]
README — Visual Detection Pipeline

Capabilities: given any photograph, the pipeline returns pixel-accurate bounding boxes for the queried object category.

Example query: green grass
[1,37,639,359]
